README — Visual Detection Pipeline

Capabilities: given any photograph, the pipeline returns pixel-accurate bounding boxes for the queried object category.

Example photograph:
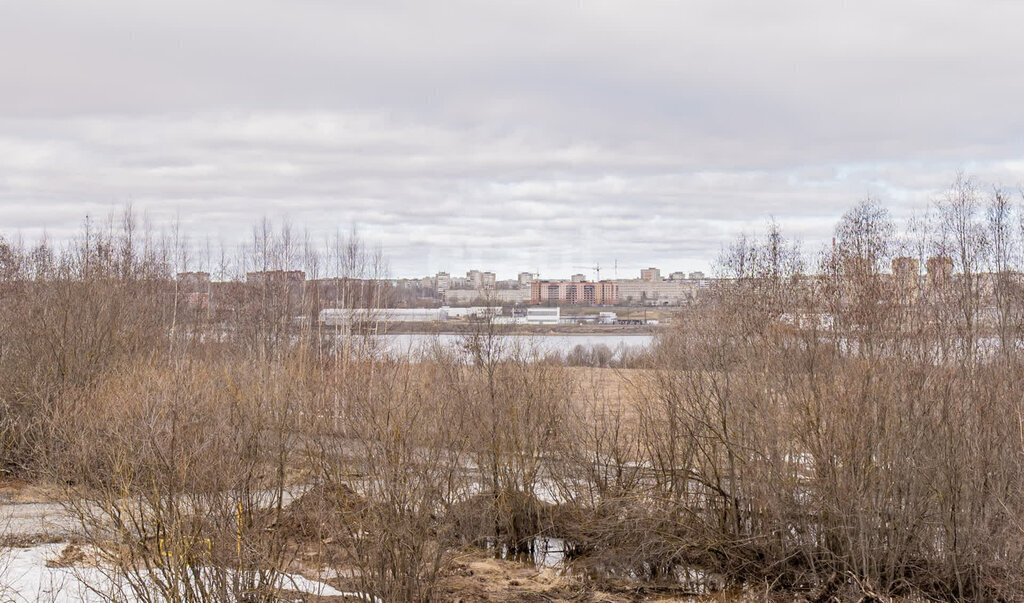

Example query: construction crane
[573,264,602,281]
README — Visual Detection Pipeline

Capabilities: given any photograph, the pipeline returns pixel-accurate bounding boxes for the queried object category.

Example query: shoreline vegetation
[4,175,1024,600]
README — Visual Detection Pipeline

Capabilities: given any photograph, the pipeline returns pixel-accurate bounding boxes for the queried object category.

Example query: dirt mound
[281,482,366,541]
[451,489,561,552]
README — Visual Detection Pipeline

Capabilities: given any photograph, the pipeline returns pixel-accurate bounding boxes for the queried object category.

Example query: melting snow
[1,543,361,602]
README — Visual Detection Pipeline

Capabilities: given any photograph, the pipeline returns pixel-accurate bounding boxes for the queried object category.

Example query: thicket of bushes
[3,176,1024,600]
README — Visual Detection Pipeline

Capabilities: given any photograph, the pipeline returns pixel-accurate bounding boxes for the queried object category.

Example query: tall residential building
[482,271,496,289]
[616,279,697,306]
[892,257,919,304]
[926,256,953,292]
[530,280,617,305]
[245,270,305,286]
[177,271,211,290]
[467,269,483,289]
[517,272,534,287]
[843,256,872,280]
[435,271,451,292]
[640,267,661,282]
[177,272,211,310]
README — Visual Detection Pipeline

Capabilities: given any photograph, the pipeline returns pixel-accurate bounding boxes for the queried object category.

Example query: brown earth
[0,476,63,504]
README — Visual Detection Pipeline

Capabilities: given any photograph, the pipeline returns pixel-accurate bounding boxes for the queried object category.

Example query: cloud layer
[2,1,1024,278]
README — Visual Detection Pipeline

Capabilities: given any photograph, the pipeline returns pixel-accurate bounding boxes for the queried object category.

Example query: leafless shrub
[0,212,174,474]
[40,357,302,602]
[8,182,1024,601]
[549,184,1024,600]
[299,352,471,601]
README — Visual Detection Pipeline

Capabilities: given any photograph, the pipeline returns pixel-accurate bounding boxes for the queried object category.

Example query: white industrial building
[525,307,560,325]
[443,306,502,319]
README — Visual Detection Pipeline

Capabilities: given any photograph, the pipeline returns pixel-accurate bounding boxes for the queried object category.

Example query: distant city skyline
[3,2,1024,278]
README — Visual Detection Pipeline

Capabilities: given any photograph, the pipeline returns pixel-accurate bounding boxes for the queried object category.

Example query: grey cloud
[3,2,1024,278]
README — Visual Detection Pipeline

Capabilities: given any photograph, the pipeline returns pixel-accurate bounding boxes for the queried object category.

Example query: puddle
[483,536,742,599]
[486,536,568,568]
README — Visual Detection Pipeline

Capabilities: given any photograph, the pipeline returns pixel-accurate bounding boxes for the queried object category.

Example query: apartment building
[530,280,617,305]
[435,271,451,293]
[640,267,661,282]
[616,279,699,305]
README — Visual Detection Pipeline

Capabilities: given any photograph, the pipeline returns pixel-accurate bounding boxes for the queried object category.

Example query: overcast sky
[2,1,1024,279]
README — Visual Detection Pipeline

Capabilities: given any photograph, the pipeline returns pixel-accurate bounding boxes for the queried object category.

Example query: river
[375,333,655,360]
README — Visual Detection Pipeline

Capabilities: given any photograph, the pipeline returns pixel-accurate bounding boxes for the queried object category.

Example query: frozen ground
[1,542,360,602]
[0,503,377,602]
[2,502,76,541]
